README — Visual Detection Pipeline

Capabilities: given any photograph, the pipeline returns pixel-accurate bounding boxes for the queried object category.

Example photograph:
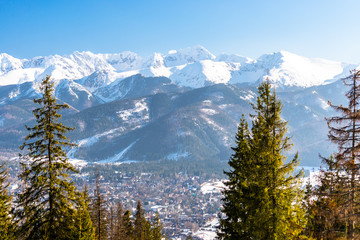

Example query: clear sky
[1,0,360,63]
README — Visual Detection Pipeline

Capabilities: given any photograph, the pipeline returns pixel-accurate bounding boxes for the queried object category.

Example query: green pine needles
[0,163,14,240]
[217,81,306,239]
[15,75,92,240]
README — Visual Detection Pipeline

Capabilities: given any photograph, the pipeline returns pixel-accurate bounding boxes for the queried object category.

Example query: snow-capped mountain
[0,46,355,92]
[0,46,357,167]
[0,53,23,74]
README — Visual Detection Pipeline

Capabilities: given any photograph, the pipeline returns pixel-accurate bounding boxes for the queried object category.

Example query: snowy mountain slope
[0,76,350,166]
[229,51,354,88]
[258,51,352,87]
[0,46,355,92]
[0,53,23,75]
[170,60,241,88]
[94,74,187,103]
[55,79,101,110]
[0,47,358,168]
[0,51,115,87]
[163,45,216,67]
[61,82,345,165]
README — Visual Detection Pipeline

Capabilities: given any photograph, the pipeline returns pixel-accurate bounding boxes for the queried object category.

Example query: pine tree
[151,212,164,240]
[185,235,194,240]
[122,210,134,240]
[217,81,306,239]
[217,117,253,239]
[0,163,14,240]
[109,205,114,240]
[90,171,108,240]
[114,201,126,240]
[143,220,152,240]
[15,75,80,239]
[304,156,347,239]
[73,186,95,240]
[134,200,146,240]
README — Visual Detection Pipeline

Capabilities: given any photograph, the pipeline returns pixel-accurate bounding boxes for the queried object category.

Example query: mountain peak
[0,53,23,74]
[0,47,355,90]
[256,51,347,88]
[163,45,215,67]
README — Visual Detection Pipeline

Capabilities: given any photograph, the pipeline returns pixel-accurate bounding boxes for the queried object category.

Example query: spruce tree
[122,210,134,240]
[0,163,14,240]
[15,75,80,239]
[217,81,306,239]
[90,171,108,240]
[304,156,347,239]
[151,212,164,240]
[114,201,125,239]
[108,204,116,240]
[73,186,95,240]
[134,200,146,240]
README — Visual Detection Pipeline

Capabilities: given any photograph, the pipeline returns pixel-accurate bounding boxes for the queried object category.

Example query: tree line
[0,76,165,240]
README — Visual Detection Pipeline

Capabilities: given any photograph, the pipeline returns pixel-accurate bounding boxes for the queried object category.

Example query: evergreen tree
[122,210,134,240]
[73,186,95,240]
[0,163,14,240]
[217,81,306,239]
[134,200,146,240]
[114,201,126,240]
[108,204,115,240]
[304,156,347,239]
[151,212,164,240]
[15,75,80,239]
[143,220,152,240]
[185,235,194,240]
[90,171,108,240]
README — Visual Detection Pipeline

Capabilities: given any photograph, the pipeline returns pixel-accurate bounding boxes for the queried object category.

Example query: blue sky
[1,0,360,62]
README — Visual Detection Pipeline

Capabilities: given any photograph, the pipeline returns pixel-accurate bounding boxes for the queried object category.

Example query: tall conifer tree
[218,81,306,239]
[122,210,134,240]
[151,212,164,240]
[90,171,108,240]
[134,200,146,240]
[0,163,14,240]
[108,205,115,240]
[307,69,360,239]
[15,75,80,239]
[73,186,95,240]
[304,156,347,239]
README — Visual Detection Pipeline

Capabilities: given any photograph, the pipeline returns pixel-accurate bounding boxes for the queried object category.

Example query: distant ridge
[0,46,356,167]
[0,46,355,90]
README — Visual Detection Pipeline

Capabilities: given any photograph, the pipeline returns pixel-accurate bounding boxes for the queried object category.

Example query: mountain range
[0,46,357,167]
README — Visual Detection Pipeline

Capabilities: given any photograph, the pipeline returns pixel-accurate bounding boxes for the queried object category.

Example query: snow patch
[167,152,190,161]
[67,127,127,158]
[319,97,330,110]
[194,218,219,240]
[117,99,149,121]
[201,108,217,115]
[201,181,225,194]
[202,115,225,132]
[240,93,255,102]
[69,159,87,167]
[97,140,138,163]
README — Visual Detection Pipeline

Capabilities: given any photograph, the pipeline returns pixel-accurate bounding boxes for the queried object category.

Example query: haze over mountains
[0,46,357,167]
